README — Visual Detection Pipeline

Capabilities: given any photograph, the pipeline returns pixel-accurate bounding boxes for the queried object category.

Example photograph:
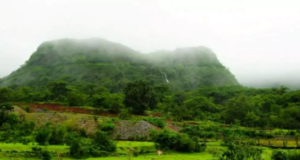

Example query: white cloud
[1,0,300,86]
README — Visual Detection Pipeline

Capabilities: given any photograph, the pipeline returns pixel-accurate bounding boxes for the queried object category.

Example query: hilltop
[0,38,239,91]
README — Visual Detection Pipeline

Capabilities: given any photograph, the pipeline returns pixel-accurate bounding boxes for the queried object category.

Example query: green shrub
[35,124,51,145]
[199,131,215,139]
[70,139,88,158]
[272,151,288,160]
[93,131,116,152]
[100,121,115,133]
[151,129,206,152]
[143,116,166,128]
[119,109,131,120]
[65,132,80,145]
[93,115,98,122]
[49,125,66,145]
[80,128,88,137]
[22,137,31,145]
[288,151,300,160]
[41,151,52,160]
[24,106,30,113]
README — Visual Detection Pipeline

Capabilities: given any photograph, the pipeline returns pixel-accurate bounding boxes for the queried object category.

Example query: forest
[1,79,300,160]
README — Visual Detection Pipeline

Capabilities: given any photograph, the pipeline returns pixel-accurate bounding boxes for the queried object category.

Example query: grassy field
[116,141,154,147]
[0,141,285,160]
[0,141,153,152]
[85,153,214,160]
[0,143,69,153]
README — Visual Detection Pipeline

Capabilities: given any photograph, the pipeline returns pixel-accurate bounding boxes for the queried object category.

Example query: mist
[1,0,300,87]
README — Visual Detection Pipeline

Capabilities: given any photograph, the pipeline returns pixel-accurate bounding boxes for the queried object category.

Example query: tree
[35,124,51,145]
[66,86,87,106]
[0,103,15,127]
[49,125,66,145]
[14,87,36,102]
[123,80,158,114]
[183,96,219,120]
[0,88,13,103]
[70,139,87,158]
[106,94,124,113]
[224,95,251,124]
[48,81,69,101]
[272,86,289,95]
[244,112,260,127]
[92,131,116,152]
[91,92,110,108]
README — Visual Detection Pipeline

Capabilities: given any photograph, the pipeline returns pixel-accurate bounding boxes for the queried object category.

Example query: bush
[24,106,30,113]
[35,124,51,145]
[70,139,88,158]
[180,125,201,137]
[31,147,51,160]
[41,151,52,160]
[49,125,66,145]
[78,128,87,137]
[151,129,206,152]
[65,132,80,145]
[272,151,288,160]
[100,120,115,134]
[199,131,215,139]
[288,151,300,160]
[22,137,31,145]
[119,109,131,120]
[93,115,98,122]
[93,131,116,152]
[143,116,166,128]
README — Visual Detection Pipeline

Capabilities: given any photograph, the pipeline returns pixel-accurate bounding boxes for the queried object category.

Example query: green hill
[0,38,239,91]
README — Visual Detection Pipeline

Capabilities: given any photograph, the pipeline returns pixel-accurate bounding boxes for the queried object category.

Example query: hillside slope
[0,38,239,91]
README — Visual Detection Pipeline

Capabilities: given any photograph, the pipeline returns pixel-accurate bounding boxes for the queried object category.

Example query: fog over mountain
[1,0,300,88]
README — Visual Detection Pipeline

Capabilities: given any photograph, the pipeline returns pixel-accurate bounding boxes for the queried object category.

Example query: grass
[116,141,154,147]
[0,143,69,153]
[0,141,296,160]
[86,153,213,160]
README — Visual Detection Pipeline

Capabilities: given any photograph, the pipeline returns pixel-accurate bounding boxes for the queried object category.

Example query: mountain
[0,38,239,91]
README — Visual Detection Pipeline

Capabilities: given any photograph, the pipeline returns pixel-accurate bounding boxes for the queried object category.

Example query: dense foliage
[150,129,206,152]
[143,116,166,128]
[2,80,300,129]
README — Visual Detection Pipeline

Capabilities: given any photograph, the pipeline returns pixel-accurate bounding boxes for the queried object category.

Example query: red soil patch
[13,103,118,117]
[148,113,162,117]
[166,120,180,132]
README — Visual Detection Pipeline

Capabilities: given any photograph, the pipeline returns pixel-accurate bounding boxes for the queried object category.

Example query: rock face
[112,120,159,140]
[0,38,239,91]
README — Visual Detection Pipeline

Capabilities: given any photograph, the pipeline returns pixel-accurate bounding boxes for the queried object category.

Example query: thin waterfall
[163,73,169,83]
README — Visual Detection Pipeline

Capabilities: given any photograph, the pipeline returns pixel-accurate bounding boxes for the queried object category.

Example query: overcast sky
[1,0,300,86]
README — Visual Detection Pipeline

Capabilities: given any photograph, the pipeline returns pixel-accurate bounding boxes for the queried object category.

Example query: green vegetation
[150,129,206,152]
[1,38,300,159]
[143,116,166,128]
[0,38,238,91]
